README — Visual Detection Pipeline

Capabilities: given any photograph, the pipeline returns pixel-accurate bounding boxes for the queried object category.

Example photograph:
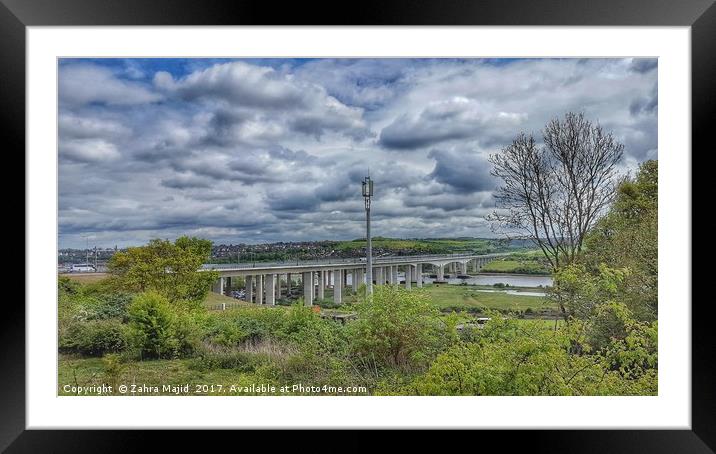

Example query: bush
[60,319,129,356]
[203,312,250,347]
[127,292,178,359]
[348,286,443,370]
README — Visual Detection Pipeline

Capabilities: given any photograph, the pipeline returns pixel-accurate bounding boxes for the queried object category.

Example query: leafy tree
[107,236,218,304]
[549,263,630,321]
[489,112,624,270]
[583,160,658,319]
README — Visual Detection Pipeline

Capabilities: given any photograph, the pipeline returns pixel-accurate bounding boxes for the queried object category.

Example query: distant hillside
[334,237,502,255]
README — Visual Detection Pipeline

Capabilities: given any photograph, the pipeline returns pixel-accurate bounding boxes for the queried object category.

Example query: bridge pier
[265,274,276,305]
[405,265,412,289]
[333,269,342,304]
[255,275,264,304]
[245,276,254,303]
[318,270,326,300]
[302,272,313,306]
[357,268,364,288]
[437,264,445,282]
[416,263,423,287]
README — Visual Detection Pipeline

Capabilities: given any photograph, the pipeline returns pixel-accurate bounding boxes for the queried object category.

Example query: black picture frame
[4,0,709,450]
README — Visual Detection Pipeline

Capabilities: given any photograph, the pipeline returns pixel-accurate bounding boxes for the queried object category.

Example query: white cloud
[58,58,657,248]
[59,64,161,106]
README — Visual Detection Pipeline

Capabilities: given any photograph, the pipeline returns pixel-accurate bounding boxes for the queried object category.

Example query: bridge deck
[202,252,509,275]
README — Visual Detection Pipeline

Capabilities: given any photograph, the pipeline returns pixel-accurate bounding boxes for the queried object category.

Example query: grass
[421,283,555,312]
[58,355,255,396]
[58,353,369,396]
[203,292,253,310]
[340,282,556,315]
[61,273,108,284]
[481,259,550,275]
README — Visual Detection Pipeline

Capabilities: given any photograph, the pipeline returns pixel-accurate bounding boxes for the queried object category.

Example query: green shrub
[127,292,177,359]
[348,286,443,370]
[60,319,129,356]
[203,312,250,347]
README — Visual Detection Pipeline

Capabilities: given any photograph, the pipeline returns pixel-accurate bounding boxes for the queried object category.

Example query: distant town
[58,237,533,272]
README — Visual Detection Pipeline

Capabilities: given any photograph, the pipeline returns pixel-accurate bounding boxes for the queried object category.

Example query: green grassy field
[420,284,554,312]
[203,292,253,310]
[61,273,109,284]
[58,355,333,396]
[339,283,556,314]
[334,237,497,254]
[481,259,550,275]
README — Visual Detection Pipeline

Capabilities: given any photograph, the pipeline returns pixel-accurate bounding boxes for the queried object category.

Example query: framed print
[5,0,711,450]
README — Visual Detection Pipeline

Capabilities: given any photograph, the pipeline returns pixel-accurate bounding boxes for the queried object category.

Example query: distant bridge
[203,252,510,306]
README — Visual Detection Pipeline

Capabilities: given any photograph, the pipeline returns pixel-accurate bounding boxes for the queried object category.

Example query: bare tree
[488,113,624,270]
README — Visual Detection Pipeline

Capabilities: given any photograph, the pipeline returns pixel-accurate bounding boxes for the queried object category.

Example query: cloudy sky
[58,58,657,248]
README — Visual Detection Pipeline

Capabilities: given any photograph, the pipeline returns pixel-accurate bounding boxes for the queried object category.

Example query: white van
[70,263,96,272]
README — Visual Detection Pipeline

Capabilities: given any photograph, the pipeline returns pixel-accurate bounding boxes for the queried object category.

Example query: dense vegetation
[58,162,658,396]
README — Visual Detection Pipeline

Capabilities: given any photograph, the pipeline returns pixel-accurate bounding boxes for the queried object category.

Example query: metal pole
[366,203,372,295]
[363,176,373,296]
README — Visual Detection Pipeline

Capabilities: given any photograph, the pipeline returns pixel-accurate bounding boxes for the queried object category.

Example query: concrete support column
[416,263,423,288]
[212,278,222,294]
[287,273,292,296]
[437,264,444,282]
[392,266,398,285]
[384,267,389,284]
[351,270,357,291]
[302,272,313,306]
[357,269,364,287]
[405,266,412,289]
[265,274,276,305]
[318,270,326,300]
[245,276,254,303]
[333,269,343,304]
[375,267,383,286]
[223,277,231,296]
[256,275,264,305]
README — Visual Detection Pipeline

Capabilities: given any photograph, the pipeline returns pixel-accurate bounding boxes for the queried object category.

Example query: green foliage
[60,319,129,356]
[402,307,657,396]
[102,353,126,392]
[127,292,183,359]
[549,263,630,320]
[348,286,443,369]
[107,236,218,304]
[583,160,658,320]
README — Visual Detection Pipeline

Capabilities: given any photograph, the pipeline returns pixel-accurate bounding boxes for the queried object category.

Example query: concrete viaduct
[204,252,510,306]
